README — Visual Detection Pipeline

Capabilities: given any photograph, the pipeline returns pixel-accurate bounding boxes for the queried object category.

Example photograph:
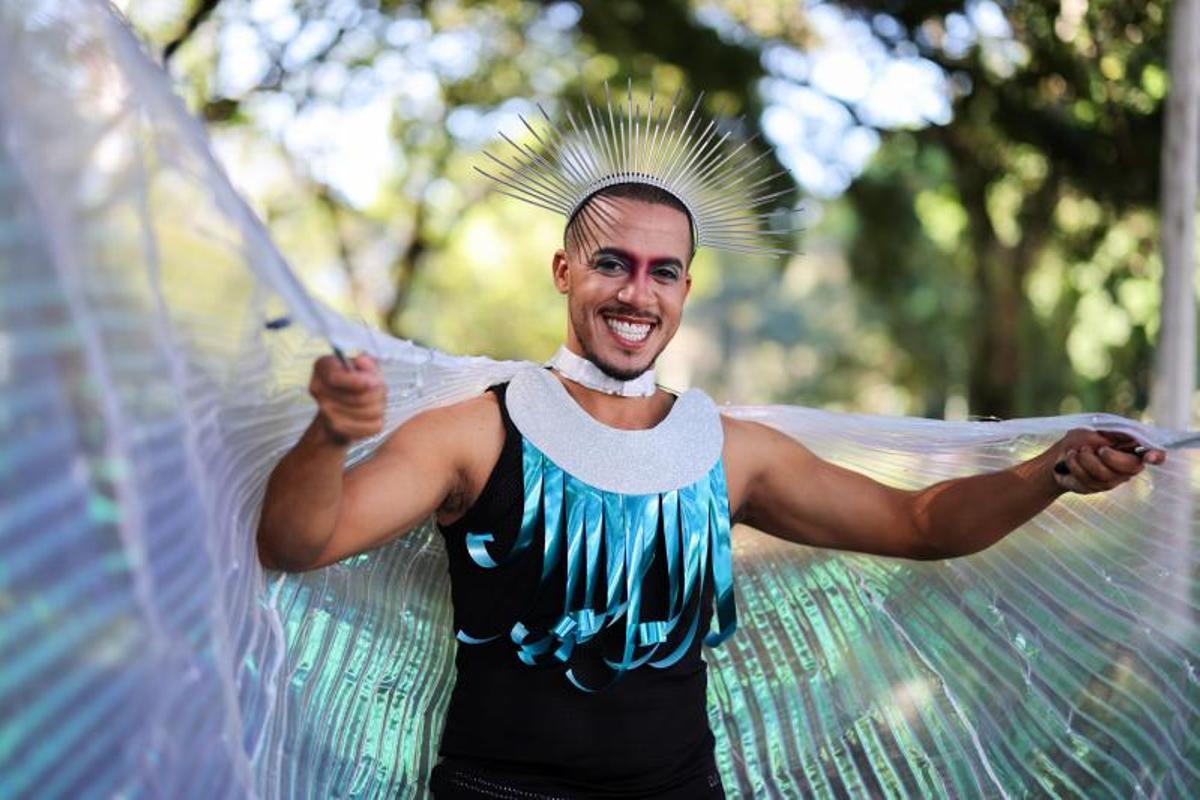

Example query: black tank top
[432,383,721,797]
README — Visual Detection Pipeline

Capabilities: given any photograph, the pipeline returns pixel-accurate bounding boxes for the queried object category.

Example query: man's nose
[616,270,653,307]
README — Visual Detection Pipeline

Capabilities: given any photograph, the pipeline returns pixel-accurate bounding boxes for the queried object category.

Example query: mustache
[599,306,659,324]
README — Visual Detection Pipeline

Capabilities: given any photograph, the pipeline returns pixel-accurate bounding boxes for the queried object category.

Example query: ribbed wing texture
[0,2,1195,799]
[0,2,514,796]
[711,407,1197,798]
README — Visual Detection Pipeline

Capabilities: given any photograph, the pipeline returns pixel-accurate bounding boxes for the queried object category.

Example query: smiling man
[558,187,694,382]
[255,102,1165,799]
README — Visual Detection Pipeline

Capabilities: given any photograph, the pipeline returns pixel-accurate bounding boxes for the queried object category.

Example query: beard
[571,309,663,381]
[579,338,656,381]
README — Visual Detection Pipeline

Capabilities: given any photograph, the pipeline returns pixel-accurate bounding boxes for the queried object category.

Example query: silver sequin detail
[505,365,723,494]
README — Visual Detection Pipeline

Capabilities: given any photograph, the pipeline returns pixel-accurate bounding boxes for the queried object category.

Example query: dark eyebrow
[592,247,632,262]
[591,247,684,271]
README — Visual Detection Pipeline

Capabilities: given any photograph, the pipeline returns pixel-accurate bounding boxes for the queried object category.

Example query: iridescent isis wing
[0,2,516,796]
[710,405,1198,798]
[1,2,1196,799]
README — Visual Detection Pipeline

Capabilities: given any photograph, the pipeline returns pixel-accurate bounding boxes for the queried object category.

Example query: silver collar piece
[506,365,723,494]
[545,345,658,398]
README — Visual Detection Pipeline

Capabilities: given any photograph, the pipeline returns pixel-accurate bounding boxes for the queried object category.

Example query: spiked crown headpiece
[476,83,796,256]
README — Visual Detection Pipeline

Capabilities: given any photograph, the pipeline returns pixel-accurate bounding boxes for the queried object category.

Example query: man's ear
[552,248,570,295]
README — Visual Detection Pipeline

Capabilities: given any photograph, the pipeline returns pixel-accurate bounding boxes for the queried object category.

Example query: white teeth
[605,317,651,342]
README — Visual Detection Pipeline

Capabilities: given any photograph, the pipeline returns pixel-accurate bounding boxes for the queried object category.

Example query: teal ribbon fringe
[456,438,738,691]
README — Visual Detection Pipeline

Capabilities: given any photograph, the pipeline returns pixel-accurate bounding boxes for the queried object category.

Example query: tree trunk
[969,242,1023,419]
[1151,0,1200,429]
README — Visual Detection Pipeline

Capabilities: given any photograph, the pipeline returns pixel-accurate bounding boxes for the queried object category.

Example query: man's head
[552,183,695,381]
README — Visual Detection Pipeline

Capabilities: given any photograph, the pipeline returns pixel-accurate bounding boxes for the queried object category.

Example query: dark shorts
[428,758,726,799]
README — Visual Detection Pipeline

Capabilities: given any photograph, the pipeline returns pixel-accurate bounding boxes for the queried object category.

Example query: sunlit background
[118,0,1188,421]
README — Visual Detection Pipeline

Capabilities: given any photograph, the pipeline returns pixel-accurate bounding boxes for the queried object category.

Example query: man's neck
[549,370,676,431]
[547,345,673,431]
[547,345,657,397]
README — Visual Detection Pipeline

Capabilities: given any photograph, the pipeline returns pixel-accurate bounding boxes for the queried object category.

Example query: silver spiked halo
[475,82,797,256]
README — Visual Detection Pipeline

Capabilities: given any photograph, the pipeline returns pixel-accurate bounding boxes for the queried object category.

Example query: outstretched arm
[256,354,479,572]
[723,417,1166,560]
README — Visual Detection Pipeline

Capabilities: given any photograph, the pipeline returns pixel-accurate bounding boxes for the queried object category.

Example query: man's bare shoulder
[436,390,505,449]
[719,415,766,523]
[719,413,776,453]
[381,390,504,456]
[373,389,505,517]
[720,413,815,458]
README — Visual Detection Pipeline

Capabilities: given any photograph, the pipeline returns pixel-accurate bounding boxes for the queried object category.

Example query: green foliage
[834,0,1168,418]
[128,0,1178,418]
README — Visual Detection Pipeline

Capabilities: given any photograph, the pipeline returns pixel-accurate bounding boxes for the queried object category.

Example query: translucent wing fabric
[711,410,1197,798]
[0,2,1195,798]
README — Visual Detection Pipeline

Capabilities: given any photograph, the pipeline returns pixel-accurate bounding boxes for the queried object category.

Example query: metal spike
[475,86,797,256]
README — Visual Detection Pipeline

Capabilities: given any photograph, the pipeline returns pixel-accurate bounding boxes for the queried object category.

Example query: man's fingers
[1054,465,1087,494]
[1095,430,1169,465]
[338,407,386,426]
[1056,430,1166,494]
[325,383,385,405]
[309,353,386,445]
[1143,448,1167,465]
[316,356,383,391]
[1064,451,1106,493]
[320,391,385,419]
[1096,429,1139,447]
[325,367,381,391]
[1077,447,1118,484]
[318,405,385,440]
[1094,445,1143,475]
[351,353,379,372]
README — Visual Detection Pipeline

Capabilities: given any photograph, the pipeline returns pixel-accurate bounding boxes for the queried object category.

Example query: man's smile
[601,312,657,348]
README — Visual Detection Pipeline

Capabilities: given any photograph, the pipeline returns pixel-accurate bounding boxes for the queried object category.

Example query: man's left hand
[1052,428,1166,495]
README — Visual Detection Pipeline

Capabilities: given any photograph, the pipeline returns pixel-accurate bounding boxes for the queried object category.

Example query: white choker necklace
[545,346,658,397]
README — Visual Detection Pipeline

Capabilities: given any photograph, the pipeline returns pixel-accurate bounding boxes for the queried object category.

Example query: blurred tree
[132,0,799,340]
[127,0,1179,419]
[837,0,1169,417]
[1151,0,1199,427]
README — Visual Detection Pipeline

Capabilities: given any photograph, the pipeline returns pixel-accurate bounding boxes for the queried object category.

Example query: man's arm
[256,354,479,572]
[723,417,1165,561]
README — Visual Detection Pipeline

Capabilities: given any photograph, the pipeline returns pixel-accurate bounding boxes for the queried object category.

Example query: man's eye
[654,268,681,281]
[595,258,627,272]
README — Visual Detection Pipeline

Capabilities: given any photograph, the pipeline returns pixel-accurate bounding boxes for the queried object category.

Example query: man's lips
[601,312,656,347]
[600,311,659,326]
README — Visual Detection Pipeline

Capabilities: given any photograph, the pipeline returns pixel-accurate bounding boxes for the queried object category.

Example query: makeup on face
[586,248,686,352]
[589,247,685,283]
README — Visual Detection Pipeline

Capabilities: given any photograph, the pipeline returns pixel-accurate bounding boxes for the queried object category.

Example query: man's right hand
[310,353,386,445]
[260,357,501,572]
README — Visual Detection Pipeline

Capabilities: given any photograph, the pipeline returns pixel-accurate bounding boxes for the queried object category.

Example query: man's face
[553,196,693,381]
